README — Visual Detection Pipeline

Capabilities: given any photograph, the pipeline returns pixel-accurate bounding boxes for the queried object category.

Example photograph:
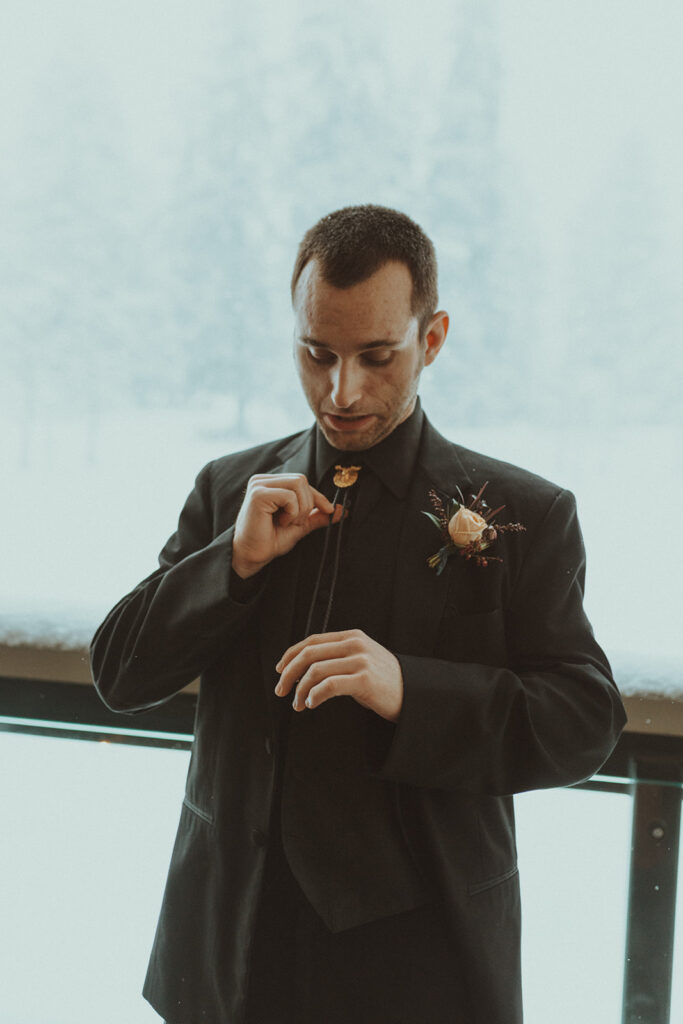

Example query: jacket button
[264,737,273,756]
[251,828,268,847]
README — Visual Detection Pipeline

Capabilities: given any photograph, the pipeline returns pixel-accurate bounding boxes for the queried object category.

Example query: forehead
[294,260,416,344]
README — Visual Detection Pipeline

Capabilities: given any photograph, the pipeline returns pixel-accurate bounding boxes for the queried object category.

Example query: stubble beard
[317,392,418,452]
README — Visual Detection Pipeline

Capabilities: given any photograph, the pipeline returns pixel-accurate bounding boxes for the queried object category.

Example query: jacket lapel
[257,429,316,712]
[390,420,475,657]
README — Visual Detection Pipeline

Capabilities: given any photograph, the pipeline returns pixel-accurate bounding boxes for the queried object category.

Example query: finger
[248,472,311,487]
[279,499,344,534]
[277,629,363,673]
[293,666,358,710]
[303,503,345,535]
[276,631,361,679]
[301,674,358,711]
[289,656,360,708]
[252,485,301,524]
[276,642,353,697]
[283,475,316,522]
[309,486,336,516]
[249,474,318,523]
[283,481,338,525]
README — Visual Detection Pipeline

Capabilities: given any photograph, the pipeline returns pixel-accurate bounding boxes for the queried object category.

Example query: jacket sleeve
[377,488,626,795]
[90,462,263,713]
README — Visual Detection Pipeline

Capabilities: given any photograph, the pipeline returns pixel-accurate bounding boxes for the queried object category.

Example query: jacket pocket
[182,794,214,826]
[468,863,519,896]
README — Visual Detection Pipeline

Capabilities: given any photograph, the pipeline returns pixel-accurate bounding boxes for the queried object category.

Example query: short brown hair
[291,205,438,335]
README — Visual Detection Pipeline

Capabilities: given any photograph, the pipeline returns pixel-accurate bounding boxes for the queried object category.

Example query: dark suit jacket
[90,415,626,1024]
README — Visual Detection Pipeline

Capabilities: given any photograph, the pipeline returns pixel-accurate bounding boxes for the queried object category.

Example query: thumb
[305,504,346,534]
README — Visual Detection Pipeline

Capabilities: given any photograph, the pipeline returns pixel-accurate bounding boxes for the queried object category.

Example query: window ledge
[0,643,201,694]
[0,644,680,735]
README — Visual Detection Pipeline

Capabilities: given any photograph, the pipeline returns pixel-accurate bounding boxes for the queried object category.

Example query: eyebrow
[299,337,399,350]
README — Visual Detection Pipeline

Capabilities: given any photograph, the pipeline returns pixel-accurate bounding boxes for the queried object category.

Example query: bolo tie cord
[303,484,350,638]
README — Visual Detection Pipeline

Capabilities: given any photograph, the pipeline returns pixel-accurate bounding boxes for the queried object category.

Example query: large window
[1,0,680,666]
[1,2,681,1022]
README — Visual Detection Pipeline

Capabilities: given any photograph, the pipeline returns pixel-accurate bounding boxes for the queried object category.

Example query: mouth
[323,413,375,432]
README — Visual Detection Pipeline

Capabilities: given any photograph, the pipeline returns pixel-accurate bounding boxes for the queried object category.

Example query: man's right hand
[232,473,343,579]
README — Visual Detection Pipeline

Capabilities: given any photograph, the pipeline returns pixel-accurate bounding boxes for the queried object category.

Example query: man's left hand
[275,629,403,723]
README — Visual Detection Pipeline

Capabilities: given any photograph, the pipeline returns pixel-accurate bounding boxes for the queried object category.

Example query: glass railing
[1,675,681,1024]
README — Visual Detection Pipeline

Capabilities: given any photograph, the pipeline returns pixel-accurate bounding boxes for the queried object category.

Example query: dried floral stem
[485,504,505,521]
[470,482,489,507]
[428,489,450,532]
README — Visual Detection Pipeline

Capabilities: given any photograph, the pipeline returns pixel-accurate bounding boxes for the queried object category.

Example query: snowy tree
[411,0,540,425]
[567,139,682,425]
[159,4,299,435]
[0,48,180,463]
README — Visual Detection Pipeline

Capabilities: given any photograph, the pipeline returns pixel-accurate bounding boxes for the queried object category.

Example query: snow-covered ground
[1,405,681,695]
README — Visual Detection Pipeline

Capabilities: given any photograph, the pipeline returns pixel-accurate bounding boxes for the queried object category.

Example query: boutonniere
[422,482,525,574]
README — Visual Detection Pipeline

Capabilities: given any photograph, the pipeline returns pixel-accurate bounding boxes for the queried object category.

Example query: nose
[330,359,363,409]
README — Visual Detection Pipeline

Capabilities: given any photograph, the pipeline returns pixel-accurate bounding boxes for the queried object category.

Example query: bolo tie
[303,464,362,638]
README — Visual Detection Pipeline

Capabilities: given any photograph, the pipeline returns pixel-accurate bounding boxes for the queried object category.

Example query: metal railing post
[621,761,681,1024]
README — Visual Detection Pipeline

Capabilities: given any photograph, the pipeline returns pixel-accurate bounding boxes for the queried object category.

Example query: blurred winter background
[1,0,681,664]
[0,1,681,1022]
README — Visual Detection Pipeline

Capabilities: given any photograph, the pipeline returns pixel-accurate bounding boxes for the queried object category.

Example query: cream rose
[447,507,488,548]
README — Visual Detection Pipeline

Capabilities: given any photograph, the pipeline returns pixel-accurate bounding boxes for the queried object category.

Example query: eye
[306,347,336,364]
[362,350,393,366]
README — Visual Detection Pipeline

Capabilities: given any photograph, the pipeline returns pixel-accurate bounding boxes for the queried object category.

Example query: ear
[423,311,449,366]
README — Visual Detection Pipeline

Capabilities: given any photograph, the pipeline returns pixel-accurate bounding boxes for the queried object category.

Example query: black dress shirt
[293,400,425,643]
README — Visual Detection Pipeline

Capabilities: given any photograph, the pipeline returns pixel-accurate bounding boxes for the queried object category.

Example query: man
[91,205,625,1024]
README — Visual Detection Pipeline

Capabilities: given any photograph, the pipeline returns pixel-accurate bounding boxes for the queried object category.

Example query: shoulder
[206,427,311,476]
[420,419,572,531]
[194,427,313,503]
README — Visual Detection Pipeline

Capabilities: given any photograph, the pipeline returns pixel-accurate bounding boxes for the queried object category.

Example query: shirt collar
[314,398,424,499]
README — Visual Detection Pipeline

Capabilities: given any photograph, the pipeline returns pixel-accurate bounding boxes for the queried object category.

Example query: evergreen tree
[417,0,507,425]
[567,139,681,424]
[1,52,149,463]
[163,3,296,436]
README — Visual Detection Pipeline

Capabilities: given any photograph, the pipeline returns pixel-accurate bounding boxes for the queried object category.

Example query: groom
[91,204,625,1024]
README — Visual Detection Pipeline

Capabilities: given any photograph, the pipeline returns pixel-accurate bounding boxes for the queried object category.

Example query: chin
[319,429,366,451]
[318,419,388,452]
[328,436,370,452]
